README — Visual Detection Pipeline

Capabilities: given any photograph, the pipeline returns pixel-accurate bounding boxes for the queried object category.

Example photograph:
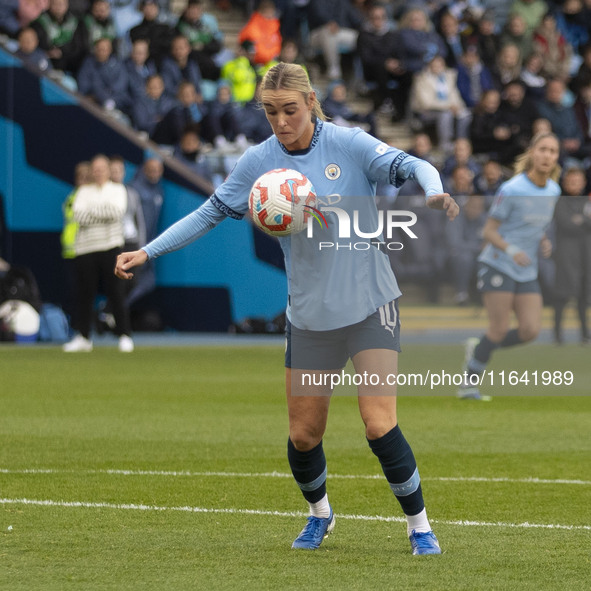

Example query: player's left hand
[540,237,552,258]
[115,249,148,279]
[426,193,459,220]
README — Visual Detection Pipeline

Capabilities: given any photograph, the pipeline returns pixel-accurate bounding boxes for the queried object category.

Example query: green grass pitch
[1,343,589,590]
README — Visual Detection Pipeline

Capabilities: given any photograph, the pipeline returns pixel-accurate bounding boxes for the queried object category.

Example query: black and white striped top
[73,181,127,256]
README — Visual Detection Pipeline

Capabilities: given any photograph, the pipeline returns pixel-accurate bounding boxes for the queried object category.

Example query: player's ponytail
[260,62,326,121]
[513,132,561,182]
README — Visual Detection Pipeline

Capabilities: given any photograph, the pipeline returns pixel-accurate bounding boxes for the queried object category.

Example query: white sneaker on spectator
[214,135,230,152]
[118,335,134,352]
[234,134,250,151]
[327,66,341,80]
[378,98,394,115]
[63,335,93,352]
[454,291,469,306]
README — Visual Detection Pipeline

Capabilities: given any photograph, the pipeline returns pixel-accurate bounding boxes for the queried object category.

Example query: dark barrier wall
[0,49,286,331]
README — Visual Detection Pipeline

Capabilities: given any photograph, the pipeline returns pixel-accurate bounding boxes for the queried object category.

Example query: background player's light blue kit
[479,172,560,282]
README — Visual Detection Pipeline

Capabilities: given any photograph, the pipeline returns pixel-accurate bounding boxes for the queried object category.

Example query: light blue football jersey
[478,172,560,282]
[144,120,444,330]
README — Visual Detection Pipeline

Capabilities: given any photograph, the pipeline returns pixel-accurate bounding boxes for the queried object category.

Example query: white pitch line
[1,468,589,486]
[427,476,591,486]
[0,497,589,531]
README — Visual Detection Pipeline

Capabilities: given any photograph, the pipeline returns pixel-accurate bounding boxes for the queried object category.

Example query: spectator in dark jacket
[160,34,202,97]
[474,160,506,208]
[456,45,495,109]
[519,52,547,101]
[441,138,482,182]
[173,127,214,181]
[123,38,157,104]
[77,37,128,111]
[463,9,501,71]
[321,79,378,138]
[307,0,363,80]
[129,157,164,244]
[570,42,591,94]
[497,79,537,159]
[0,0,21,37]
[555,0,589,57]
[175,0,223,81]
[155,79,247,149]
[201,82,246,147]
[553,166,591,343]
[15,26,52,73]
[469,88,513,161]
[573,80,591,158]
[129,0,174,66]
[126,157,165,306]
[356,3,411,118]
[536,78,585,161]
[32,0,83,73]
[408,132,438,165]
[238,78,273,144]
[132,74,177,138]
[395,7,447,76]
[150,80,204,146]
[442,164,476,202]
[438,10,464,69]
[444,194,487,305]
[69,0,91,18]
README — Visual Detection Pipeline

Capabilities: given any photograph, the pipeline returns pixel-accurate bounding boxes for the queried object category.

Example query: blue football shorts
[285,299,401,370]
[477,263,541,294]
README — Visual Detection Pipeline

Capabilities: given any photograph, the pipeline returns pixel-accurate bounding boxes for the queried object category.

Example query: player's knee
[518,325,540,342]
[364,418,397,441]
[289,428,323,452]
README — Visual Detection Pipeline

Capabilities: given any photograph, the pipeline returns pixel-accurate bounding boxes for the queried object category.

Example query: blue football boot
[292,508,335,549]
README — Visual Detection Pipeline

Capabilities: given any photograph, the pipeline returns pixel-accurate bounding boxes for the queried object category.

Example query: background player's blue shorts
[285,300,401,370]
[477,263,541,294]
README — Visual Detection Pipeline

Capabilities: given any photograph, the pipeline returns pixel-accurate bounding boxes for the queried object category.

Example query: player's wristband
[505,244,521,257]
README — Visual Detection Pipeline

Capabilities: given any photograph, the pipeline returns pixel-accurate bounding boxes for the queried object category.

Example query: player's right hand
[426,193,459,220]
[512,251,531,266]
[114,250,148,280]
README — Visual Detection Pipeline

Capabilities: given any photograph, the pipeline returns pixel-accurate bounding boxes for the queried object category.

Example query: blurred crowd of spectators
[4,0,591,170]
[0,0,281,169]
[1,0,590,311]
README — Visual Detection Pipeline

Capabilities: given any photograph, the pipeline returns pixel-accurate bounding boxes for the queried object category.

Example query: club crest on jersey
[324,164,341,180]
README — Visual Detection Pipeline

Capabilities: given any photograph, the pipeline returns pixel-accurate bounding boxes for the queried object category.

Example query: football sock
[309,493,331,519]
[406,507,432,536]
[499,328,524,348]
[368,425,425,517]
[287,438,328,507]
[467,335,498,375]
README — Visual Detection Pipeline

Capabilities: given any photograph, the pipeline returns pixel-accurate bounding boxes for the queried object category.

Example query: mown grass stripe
[1,468,589,486]
[1,497,590,531]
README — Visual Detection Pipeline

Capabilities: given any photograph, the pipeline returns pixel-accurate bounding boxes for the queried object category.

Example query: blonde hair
[513,132,561,182]
[399,8,432,32]
[260,62,326,121]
